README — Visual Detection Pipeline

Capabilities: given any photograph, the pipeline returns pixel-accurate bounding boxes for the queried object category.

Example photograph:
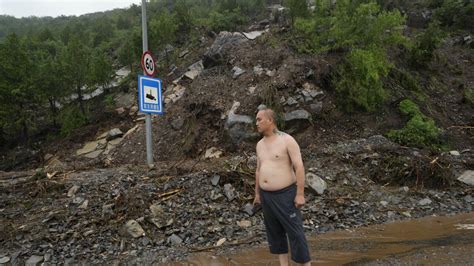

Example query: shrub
[284,0,310,23]
[388,99,442,148]
[464,87,474,107]
[60,104,88,136]
[207,8,247,32]
[294,1,407,53]
[409,21,445,68]
[334,48,390,112]
[432,0,474,30]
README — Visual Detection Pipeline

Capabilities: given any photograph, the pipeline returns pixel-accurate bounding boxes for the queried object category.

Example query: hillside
[0,0,473,264]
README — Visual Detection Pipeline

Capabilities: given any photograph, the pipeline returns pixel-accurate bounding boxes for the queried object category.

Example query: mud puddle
[181,212,474,265]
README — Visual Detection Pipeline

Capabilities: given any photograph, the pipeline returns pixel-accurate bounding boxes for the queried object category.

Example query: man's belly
[259,164,295,191]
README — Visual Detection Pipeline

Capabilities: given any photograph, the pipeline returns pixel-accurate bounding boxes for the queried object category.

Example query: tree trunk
[48,97,58,128]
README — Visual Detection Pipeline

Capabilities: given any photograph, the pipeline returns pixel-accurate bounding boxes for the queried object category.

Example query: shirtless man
[253,106,311,266]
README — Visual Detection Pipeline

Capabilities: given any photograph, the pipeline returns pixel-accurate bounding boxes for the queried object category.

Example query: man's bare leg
[278,254,289,266]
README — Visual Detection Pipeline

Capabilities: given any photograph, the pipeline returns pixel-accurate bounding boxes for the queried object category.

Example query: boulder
[284,109,311,133]
[106,128,123,141]
[457,170,474,186]
[225,102,258,145]
[306,173,327,195]
[25,255,43,266]
[183,60,204,80]
[203,31,248,68]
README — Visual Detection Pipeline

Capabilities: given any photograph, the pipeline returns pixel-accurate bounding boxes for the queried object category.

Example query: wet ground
[183,212,474,265]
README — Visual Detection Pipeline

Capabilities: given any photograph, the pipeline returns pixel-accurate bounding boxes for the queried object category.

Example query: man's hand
[253,194,261,205]
[294,194,305,209]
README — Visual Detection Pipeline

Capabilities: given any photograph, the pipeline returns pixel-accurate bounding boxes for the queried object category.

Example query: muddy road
[184,212,474,265]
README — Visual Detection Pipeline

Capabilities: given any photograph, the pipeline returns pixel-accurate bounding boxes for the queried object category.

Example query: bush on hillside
[409,21,445,68]
[334,48,390,112]
[60,104,89,136]
[388,99,442,148]
[432,0,474,30]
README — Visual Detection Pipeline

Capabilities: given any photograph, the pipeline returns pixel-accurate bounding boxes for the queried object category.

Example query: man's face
[256,110,271,133]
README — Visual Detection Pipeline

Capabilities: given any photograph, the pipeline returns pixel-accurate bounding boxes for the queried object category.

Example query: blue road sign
[138,75,163,114]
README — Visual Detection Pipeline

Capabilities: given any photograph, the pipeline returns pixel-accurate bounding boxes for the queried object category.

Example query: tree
[0,34,34,143]
[88,50,114,92]
[60,36,91,117]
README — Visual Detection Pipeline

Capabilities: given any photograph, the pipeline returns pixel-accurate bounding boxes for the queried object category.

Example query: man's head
[256,105,277,135]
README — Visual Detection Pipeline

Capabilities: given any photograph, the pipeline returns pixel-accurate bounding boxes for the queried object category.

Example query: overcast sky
[1,0,141,18]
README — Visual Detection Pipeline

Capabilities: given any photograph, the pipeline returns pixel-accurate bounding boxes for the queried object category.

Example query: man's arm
[254,144,261,205]
[286,135,306,208]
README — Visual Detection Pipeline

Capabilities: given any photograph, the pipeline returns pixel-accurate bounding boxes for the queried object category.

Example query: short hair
[257,104,276,124]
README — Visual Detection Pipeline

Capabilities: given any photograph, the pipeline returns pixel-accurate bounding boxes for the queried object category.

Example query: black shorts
[260,184,311,264]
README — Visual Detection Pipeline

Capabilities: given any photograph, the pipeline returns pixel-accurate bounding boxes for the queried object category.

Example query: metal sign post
[141,0,153,167]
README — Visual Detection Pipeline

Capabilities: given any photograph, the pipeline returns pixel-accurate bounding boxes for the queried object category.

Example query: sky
[0,0,142,18]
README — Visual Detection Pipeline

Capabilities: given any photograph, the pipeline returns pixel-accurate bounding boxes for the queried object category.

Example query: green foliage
[334,48,390,112]
[150,10,178,50]
[409,21,446,68]
[388,99,442,148]
[104,95,116,109]
[432,0,474,30]
[59,104,89,136]
[88,50,114,89]
[284,0,310,23]
[207,8,248,32]
[294,0,407,53]
[464,87,474,107]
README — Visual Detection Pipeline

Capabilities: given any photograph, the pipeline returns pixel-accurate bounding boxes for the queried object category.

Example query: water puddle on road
[181,212,474,265]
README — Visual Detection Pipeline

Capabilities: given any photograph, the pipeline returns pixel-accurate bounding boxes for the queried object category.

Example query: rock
[232,66,246,79]
[457,170,474,186]
[179,49,189,58]
[168,234,183,245]
[170,117,184,130]
[129,106,138,116]
[0,257,10,264]
[84,149,103,159]
[79,199,89,209]
[73,197,84,204]
[248,86,256,94]
[306,173,327,195]
[253,65,264,76]
[150,204,164,217]
[183,60,204,80]
[114,92,135,108]
[380,201,389,207]
[464,195,473,203]
[67,185,80,197]
[211,175,220,186]
[215,237,226,246]
[203,32,247,67]
[243,203,254,215]
[26,255,44,266]
[286,97,298,106]
[44,153,53,162]
[164,85,186,104]
[102,203,114,216]
[106,128,123,141]
[418,198,432,206]
[237,220,251,228]
[204,147,223,159]
[284,109,311,133]
[400,186,410,192]
[125,220,145,238]
[309,102,323,115]
[265,70,275,77]
[225,102,257,145]
[115,107,126,115]
[224,183,236,201]
[242,30,267,40]
[76,141,100,156]
[401,211,411,218]
[449,150,461,156]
